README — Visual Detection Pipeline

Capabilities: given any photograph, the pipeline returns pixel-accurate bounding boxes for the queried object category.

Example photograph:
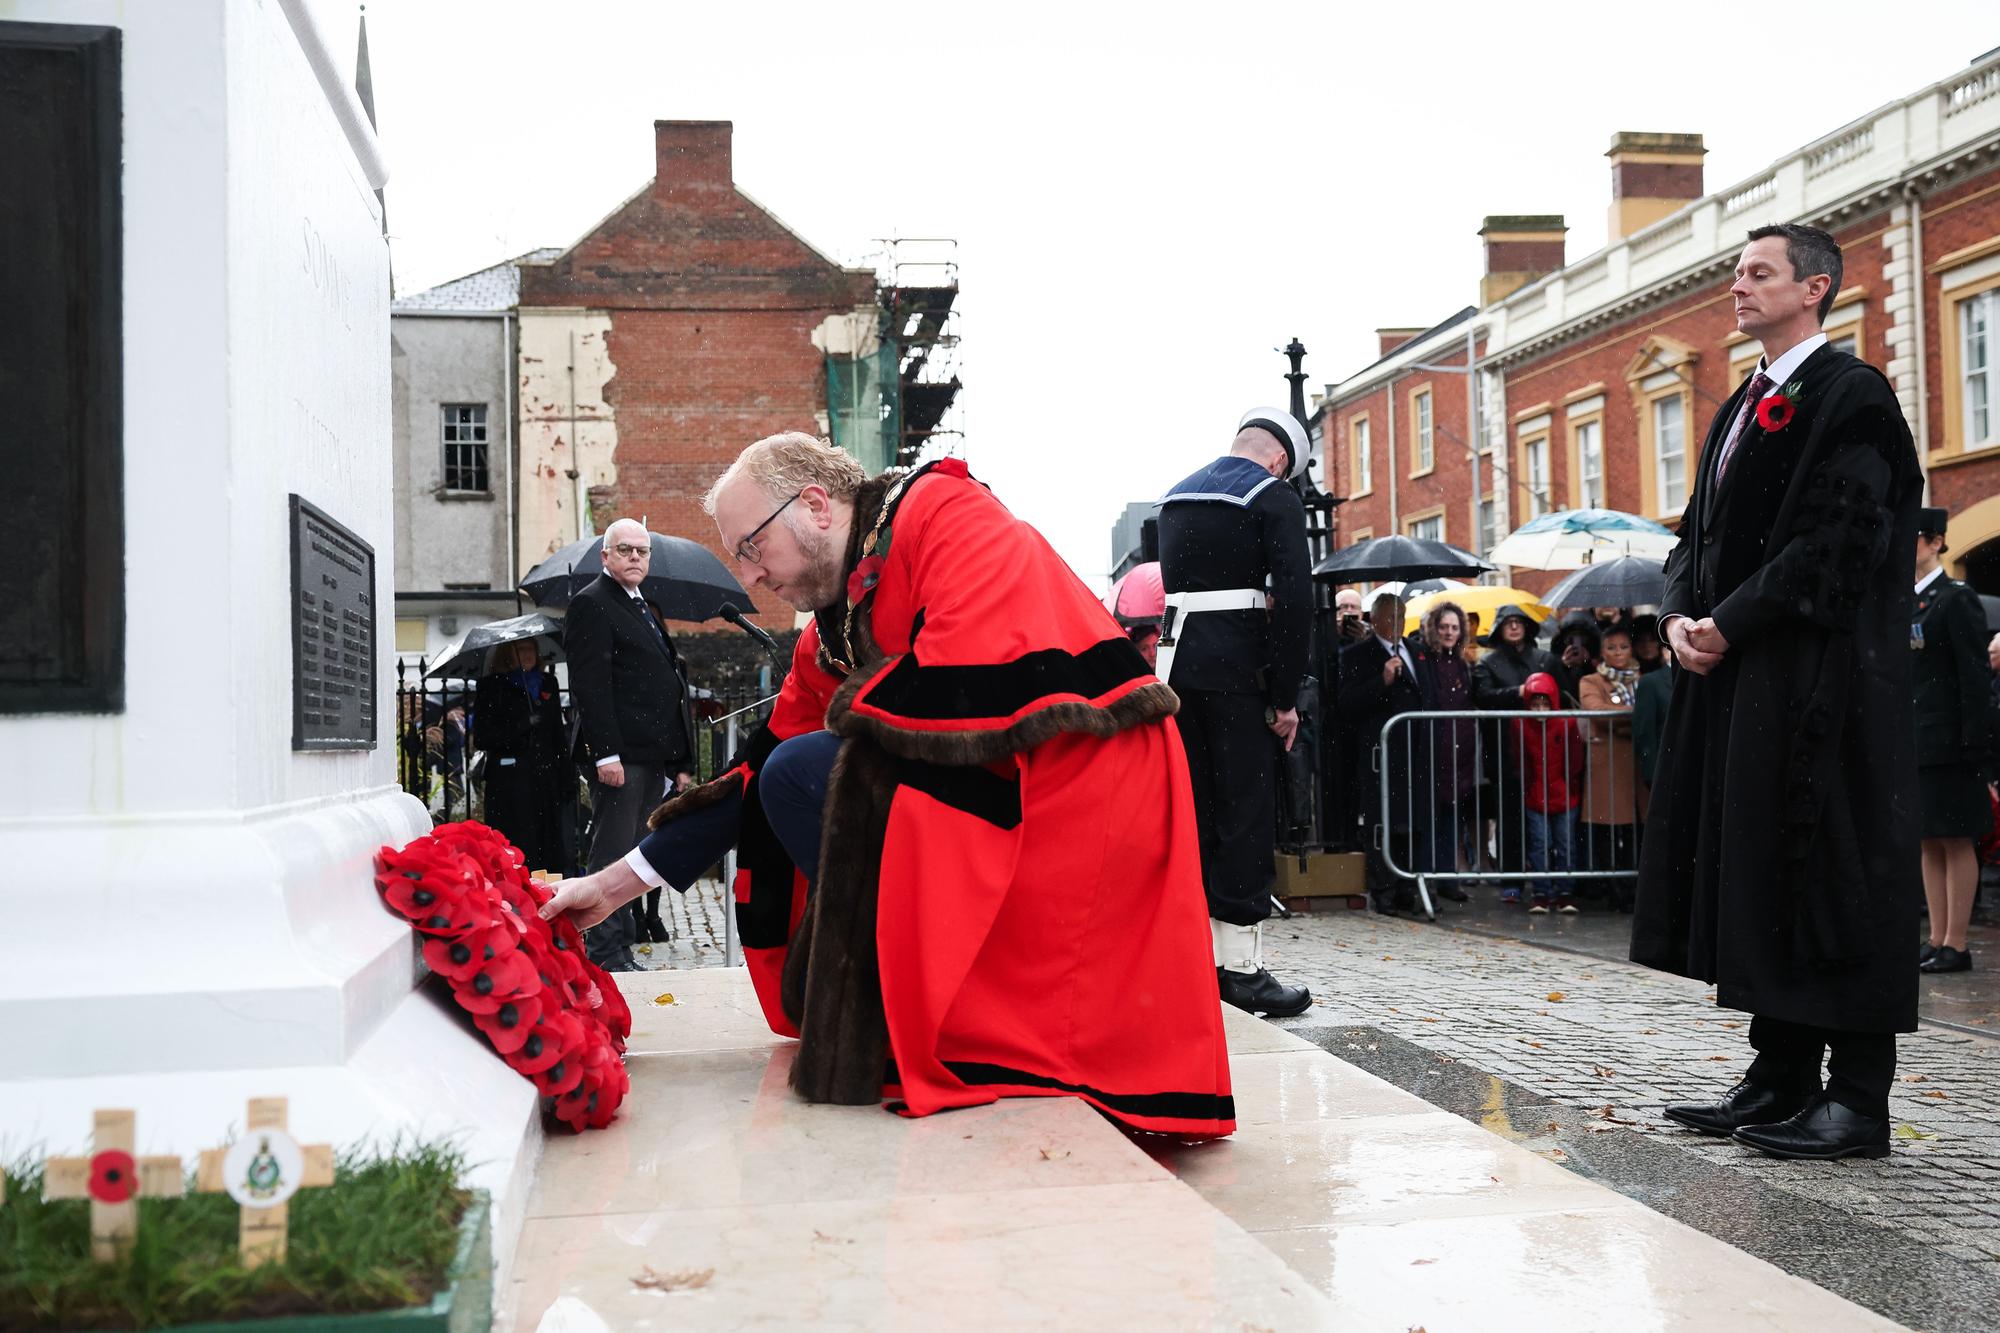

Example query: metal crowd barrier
[1375,708,1643,920]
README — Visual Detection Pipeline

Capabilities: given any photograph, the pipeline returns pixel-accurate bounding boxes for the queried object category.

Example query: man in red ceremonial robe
[541,432,1235,1138]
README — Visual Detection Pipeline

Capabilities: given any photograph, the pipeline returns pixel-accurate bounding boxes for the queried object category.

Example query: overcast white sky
[338,0,1997,585]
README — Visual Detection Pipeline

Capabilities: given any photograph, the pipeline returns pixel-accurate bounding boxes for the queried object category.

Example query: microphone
[719,603,783,662]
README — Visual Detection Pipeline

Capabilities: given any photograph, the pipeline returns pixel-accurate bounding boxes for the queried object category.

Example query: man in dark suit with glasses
[564,517,694,970]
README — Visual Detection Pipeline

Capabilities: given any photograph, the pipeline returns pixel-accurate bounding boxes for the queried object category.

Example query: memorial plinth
[0,0,539,1284]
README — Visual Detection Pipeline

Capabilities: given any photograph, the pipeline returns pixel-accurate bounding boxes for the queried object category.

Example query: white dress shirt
[1915,566,1944,598]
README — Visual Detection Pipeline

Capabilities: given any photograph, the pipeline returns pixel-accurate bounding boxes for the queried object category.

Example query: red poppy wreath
[374,821,631,1131]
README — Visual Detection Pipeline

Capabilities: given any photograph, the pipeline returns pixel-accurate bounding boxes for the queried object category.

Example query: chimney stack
[1606,132,1705,240]
[654,120,733,197]
[1375,328,1426,357]
[1479,216,1567,307]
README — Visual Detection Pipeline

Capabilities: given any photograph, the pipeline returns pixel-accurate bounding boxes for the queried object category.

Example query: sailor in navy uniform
[1157,408,1315,1017]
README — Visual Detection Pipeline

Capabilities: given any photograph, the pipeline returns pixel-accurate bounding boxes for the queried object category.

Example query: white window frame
[1352,416,1373,495]
[1653,394,1688,515]
[1962,288,1997,451]
[1575,419,1604,509]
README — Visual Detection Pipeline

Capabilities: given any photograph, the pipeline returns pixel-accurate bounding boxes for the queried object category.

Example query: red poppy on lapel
[1755,379,1805,432]
[847,553,887,605]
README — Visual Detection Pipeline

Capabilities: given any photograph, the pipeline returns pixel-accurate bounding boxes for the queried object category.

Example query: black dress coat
[473,668,568,871]
[1912,571,1993,836]
[562,572,693,769]
[1338,635,1425,833]
[1630,345,1923,1034]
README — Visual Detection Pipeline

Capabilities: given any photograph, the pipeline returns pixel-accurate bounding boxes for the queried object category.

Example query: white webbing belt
[1156,588,1268,684]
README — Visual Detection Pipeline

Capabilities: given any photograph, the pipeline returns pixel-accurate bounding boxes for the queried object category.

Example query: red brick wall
[599,309,836,629]
[1324,337,1488,562]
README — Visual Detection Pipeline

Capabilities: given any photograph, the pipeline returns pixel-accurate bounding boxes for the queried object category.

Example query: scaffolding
[827,238,963,471]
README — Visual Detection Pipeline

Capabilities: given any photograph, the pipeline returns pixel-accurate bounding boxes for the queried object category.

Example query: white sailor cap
[1237,407,1311,482]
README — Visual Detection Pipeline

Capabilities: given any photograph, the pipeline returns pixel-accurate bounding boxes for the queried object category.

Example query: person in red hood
[1513,672,1586,913]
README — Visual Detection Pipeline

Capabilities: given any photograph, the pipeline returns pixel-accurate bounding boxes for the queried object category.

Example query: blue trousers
[629,730,841,893]
[1524,808,1575,900]
[757,731,843,886]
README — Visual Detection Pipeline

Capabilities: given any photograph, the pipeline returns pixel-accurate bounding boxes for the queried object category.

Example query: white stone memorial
[0,0,540,1281]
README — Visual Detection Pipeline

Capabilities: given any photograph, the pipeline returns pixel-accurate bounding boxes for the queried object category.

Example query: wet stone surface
[1268,903,2000,1332]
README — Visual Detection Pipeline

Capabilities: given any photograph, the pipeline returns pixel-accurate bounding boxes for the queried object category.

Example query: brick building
[1314,51,2000,599]
[514,120,880,629]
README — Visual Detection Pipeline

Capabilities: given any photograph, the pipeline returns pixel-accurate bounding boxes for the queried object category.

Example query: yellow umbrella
[1403,586,1550,636]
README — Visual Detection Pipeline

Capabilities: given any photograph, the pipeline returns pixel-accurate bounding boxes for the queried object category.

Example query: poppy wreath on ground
[374,821,631,1132]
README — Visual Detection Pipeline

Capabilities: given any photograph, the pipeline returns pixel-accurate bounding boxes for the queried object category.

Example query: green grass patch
[0,1139,470,1330]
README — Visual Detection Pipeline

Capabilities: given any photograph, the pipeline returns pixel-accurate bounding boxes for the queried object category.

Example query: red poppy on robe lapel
[1755,380,1805,432]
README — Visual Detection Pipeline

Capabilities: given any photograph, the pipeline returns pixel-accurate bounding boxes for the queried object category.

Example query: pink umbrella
[1106,561,1164,629]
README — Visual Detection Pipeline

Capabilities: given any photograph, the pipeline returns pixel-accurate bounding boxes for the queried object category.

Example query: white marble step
[502,968,1902,1331]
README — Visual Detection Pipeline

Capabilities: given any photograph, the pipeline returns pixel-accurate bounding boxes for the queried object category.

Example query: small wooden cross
[196,1097,335,1268]
[43,1109,186,1261]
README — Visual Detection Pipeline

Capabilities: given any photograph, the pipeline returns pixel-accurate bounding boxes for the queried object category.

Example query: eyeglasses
[609,543,651,559]
[734,491,802,564]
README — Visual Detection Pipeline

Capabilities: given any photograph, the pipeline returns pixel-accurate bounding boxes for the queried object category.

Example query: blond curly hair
[702,431,869,515]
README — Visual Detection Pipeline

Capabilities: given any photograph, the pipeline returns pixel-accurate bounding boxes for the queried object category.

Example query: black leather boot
[1733,1094,1891,1160]
[1217,966,1312,1018]
[1662,1079,1819,1137]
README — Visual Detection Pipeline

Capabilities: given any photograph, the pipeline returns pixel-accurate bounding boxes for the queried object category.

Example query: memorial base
[0,789,542,1288]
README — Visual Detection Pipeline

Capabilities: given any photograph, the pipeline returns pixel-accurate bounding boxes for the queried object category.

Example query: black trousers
[583,760,666,971]
[1175,688,1277,927]
[1746,1014,1897,1119]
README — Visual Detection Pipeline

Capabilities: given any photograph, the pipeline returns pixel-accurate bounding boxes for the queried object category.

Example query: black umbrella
[424,613,565,680]
[1313,535,1493,583]
[520,532,747,620]
[1541,555,1667,611]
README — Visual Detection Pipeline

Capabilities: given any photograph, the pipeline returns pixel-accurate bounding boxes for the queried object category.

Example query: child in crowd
[1513,672,1586,913]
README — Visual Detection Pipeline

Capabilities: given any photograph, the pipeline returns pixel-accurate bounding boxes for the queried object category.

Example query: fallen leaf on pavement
[1720,1021,1742,1029]
[1411,1258,1438,1266]
[1706,1055,1733,1062]
[633,1266,714,1292]
[1893,1125,1940,1141]
[1592,1065,1617,1078]
[1899,1074,1929,1083]
[1922,1090,1950,1101]
[1538,1147,1569,1161]
[1038,1147,1071,1161]
[1640,1029,1658,1035]
[1546,992,1566,1002]
[653,993,677,1006]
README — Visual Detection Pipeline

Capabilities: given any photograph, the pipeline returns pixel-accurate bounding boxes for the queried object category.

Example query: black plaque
[290,496,377,750]
[0,23,123,713]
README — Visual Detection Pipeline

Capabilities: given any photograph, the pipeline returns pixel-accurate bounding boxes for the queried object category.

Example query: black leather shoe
[1920,941,1938,966]
[1662,1079,1818,1137]
[1733,1095,1891,1160]
[644,912,671,943]
[1434,883,1470,903]
[1920,945,1972,973]
[1218,967,1312,1018]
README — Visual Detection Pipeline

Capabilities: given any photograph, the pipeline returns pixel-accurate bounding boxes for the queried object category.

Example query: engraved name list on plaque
[289,495,376,750]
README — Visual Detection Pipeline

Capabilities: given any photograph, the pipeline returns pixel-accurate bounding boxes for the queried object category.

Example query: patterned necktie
[1716,371,1772,482]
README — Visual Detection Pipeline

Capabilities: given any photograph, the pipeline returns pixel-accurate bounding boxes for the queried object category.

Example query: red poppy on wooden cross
[195,1097,335,1268]
[42,1109,186,1260]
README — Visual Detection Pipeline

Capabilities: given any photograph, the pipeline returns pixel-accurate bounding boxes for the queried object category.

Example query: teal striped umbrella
[1489,508,1678,570]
